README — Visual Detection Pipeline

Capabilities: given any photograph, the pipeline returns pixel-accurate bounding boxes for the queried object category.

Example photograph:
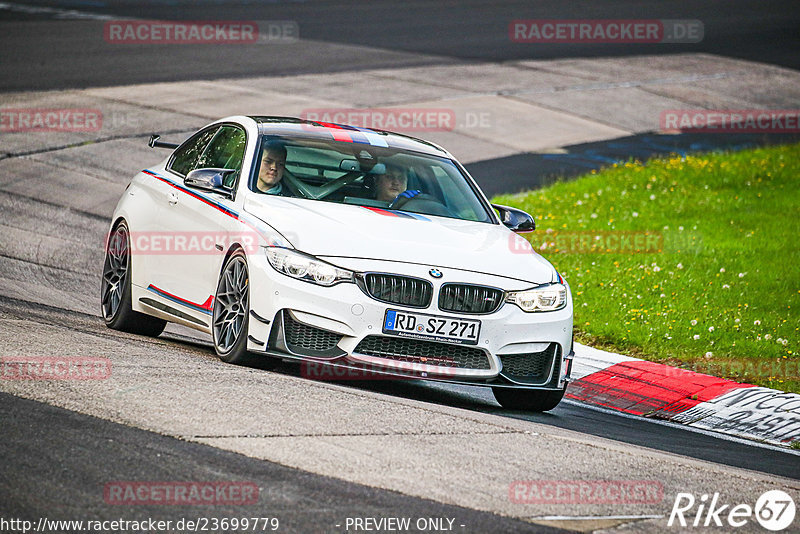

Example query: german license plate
[382,309,481,346]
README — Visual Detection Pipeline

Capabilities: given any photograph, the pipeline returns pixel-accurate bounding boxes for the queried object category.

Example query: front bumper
[246,254,574,390]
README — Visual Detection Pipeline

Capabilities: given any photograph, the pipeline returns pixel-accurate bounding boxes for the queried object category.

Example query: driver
[374,164,419,204]
[256,144,289,195]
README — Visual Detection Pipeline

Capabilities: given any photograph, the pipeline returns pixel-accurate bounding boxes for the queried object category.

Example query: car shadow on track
[160,329,566,419]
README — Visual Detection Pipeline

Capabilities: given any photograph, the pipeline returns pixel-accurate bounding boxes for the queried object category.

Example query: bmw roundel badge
[429,268,443,279]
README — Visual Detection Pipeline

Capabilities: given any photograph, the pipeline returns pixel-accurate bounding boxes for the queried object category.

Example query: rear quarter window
[168,127,219,177]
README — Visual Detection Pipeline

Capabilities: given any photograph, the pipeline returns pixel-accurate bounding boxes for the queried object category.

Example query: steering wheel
[389,190,455,217]
[281,170,362,200]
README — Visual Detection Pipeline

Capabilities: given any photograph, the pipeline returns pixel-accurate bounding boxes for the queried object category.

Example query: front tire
[492,386,566,412]
[213,250,253,365]
[101,221,167,336]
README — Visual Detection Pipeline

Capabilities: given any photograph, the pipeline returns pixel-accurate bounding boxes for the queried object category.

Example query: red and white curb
[568,344,800,447]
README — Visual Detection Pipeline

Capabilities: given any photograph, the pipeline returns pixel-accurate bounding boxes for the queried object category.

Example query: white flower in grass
[591,213,598,219]
[719,268,725,273]
[765,334,772,340]
[632,212,639,217]
[693,334,700,340]
[650,194,656,200]
[722,284,730,289]
[705,352,713,359]
[708,326,715,332]
[781,339,789,346]
[677,263,684,269]
[691,320,697,326]
[754,320,761,325]
[734,318,740,323]
[738,272,747,278]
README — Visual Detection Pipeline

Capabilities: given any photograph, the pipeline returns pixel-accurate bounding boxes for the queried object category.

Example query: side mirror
[184,168,236,198]
[492,204,536,233]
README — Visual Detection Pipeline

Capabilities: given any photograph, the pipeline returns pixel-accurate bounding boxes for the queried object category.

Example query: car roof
[250,116,451,157]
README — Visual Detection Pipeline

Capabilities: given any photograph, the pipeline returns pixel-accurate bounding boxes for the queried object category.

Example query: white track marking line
[528,514,663,521]
[0,2,120,20]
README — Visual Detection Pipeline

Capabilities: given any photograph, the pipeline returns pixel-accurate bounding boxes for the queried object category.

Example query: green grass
[493,143,800,393]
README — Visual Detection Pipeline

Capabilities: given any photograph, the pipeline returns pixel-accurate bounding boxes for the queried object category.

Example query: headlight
[506,283,567,312]
[265,247,354,286]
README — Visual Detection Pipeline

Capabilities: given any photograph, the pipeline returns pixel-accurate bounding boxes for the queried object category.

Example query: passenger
[256,144,288,195]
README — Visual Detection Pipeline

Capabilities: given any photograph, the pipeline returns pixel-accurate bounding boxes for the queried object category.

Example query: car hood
[244,196,556,284]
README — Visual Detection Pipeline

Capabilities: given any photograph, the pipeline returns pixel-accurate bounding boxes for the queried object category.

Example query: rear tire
[492,386,566,412]
[101,221,167,337]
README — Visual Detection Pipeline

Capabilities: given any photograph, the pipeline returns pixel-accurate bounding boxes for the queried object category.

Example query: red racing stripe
[566,360,752,417]
[363,206,402,217]
[148,284,214,312]
[315,121,354,143]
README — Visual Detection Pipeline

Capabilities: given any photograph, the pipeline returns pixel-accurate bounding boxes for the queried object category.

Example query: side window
[168,127,219,177]
[196,126,247,187]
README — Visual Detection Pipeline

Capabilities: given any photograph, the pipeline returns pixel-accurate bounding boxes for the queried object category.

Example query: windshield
[250,136,493,223]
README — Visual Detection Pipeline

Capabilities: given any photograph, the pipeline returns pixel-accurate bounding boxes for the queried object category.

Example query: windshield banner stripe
[352,127,390,147]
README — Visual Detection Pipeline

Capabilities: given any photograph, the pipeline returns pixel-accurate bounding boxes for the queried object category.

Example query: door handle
[166,191,179,205]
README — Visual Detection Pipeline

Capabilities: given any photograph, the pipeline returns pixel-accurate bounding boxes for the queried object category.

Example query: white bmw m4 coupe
[102,116,574,411]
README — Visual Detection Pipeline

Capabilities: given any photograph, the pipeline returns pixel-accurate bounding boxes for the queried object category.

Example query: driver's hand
[395,189,421,201]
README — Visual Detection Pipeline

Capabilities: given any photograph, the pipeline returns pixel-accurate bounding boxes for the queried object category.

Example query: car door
[137,125,218,290]
[150,124,248,325]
